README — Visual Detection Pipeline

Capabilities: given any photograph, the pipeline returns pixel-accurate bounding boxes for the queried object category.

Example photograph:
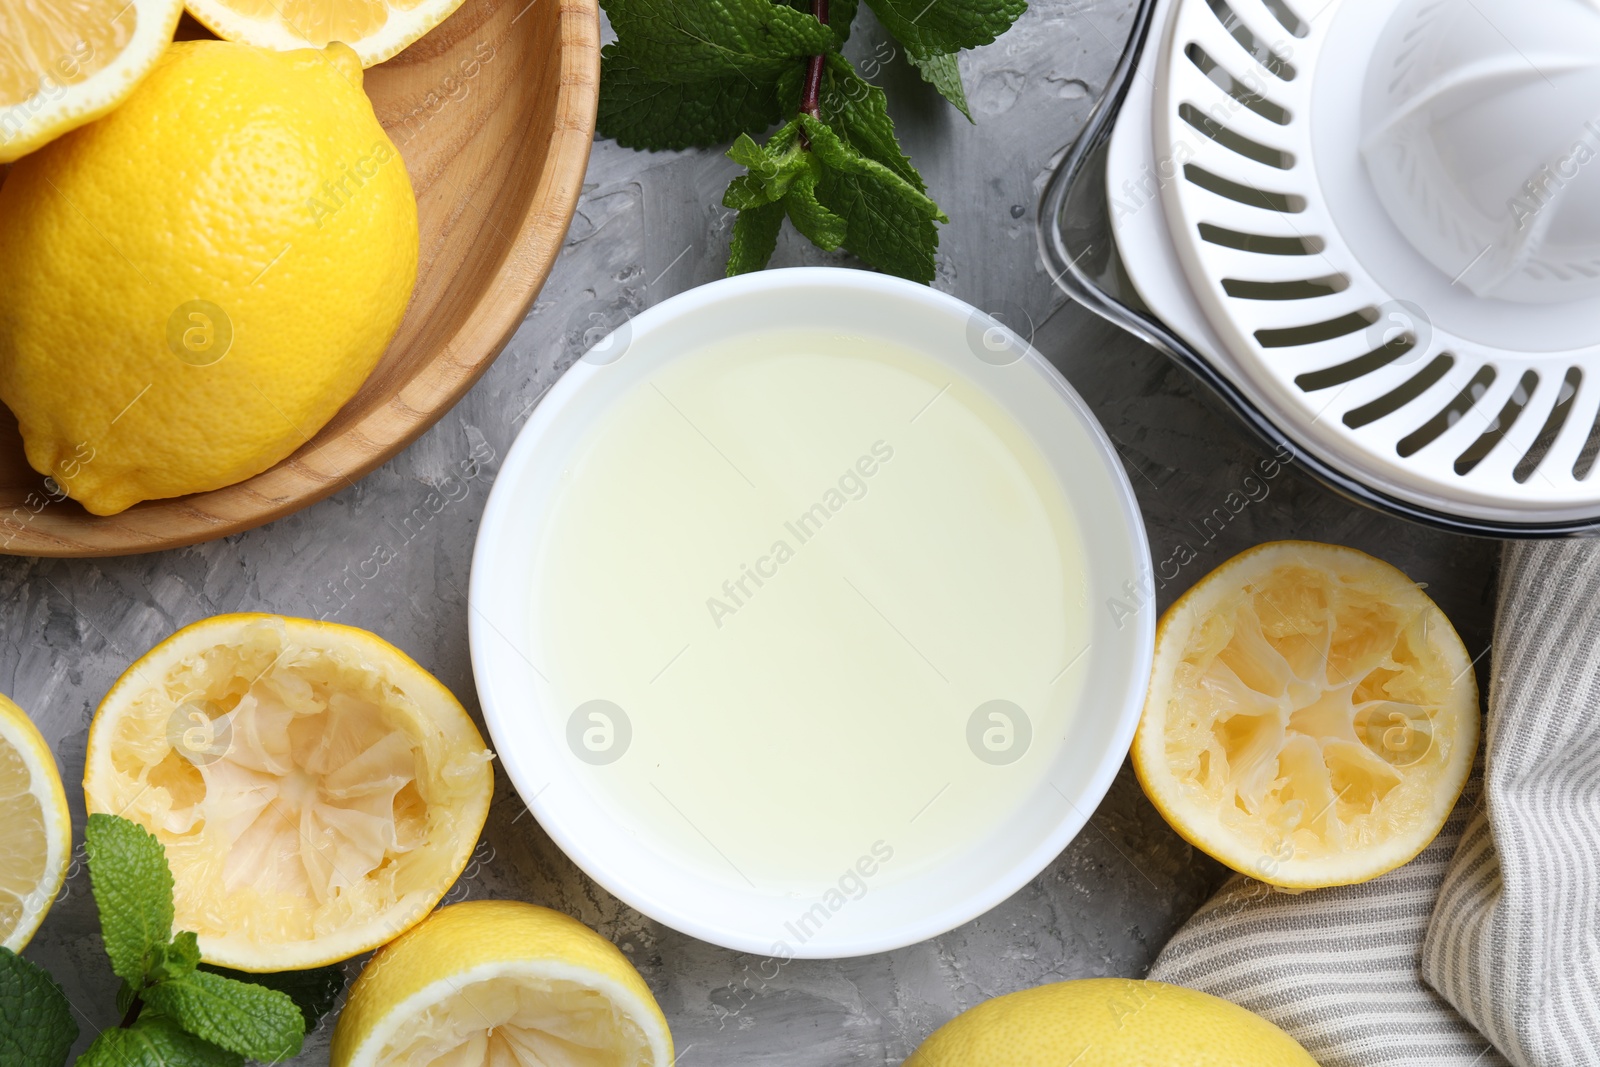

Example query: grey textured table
[12,2,1500,1062]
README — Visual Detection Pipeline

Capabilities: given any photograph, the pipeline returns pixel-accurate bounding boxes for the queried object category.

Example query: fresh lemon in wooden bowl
[82,614,492,971]
[1133,541,1478,889]
[0,39,418,517]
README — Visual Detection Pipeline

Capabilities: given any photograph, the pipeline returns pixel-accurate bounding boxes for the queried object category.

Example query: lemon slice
[332,900,675,1067]
[184,0,467,68]
[1133,541,1478,889]
[0,0,184,162]
[83,614,494,971]
[0,693,71,951]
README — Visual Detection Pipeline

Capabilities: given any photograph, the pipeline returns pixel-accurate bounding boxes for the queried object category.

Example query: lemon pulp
[85,615,492,970]
[186,0,465,67]
[0,0,131,107]
[1135,541,1477,887]
[0,0,184,161]
[0,693,71,952]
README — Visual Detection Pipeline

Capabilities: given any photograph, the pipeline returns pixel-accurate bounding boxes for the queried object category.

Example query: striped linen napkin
[1147,539,1600,1067]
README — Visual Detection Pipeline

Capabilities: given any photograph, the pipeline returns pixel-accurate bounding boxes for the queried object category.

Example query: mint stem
[120,994,143,1029]
[801,0,830,117]
[798,0,830,148]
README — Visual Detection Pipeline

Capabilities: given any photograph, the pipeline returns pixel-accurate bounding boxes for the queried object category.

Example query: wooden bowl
[0,0,598,557]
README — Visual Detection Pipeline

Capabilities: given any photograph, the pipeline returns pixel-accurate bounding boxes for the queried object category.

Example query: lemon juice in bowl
[529,329,1092,895]
[471,268,1155,955]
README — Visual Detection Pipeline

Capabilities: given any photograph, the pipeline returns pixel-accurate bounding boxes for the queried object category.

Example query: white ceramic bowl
[470,268,1153,957]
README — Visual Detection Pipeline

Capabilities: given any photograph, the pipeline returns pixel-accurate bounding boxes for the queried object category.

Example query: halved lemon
[1133,541,1478,889]
[183,0,468,68]
[83,614,494,971]
[0,0,184,162]
[331,900,675,1067]
[0,693,71,951]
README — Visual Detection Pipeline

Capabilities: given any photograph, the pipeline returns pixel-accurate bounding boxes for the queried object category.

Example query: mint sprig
[0,948,77,1067]
[84,813,174,984]
[597,0,1027,281]
[198,963,347,1033]
[17,814,338,1067]
[76,1017,240,1067]
[143,971,304,1062]
[860,0,1027,56]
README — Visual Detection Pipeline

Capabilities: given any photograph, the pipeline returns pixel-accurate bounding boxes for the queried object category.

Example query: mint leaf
[199,964,347,1032]
[778,0,860,40]
[724,172,776,210]
[598,42,786,150]
[142,970,304,1062]
[907,48,971,120]
[722,121,806,273]
[784,161,849,249]
[722,108,945,280]
[601,0,1018,278]
[863,0,1027,54]
[729,122,808,199]
[85,814,173,983]
[727,201,786,274]
[803,115,946,282]
[147,932,200,985]
[602,0,840,80]
[76,1016,240,1067]
[0,948,75,1067]
[811,53,923,189]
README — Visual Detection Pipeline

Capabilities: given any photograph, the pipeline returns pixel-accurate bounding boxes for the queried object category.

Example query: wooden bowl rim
[3,0,599,558]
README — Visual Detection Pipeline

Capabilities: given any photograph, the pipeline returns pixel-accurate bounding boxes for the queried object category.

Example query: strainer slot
[1572,393,1600,480]
[1260,0,1309,38]
[1203,0,1298,80]
[1295,335,1415,391]
[1183,164,1305,212]
[1223,274,1348,300]
[1453,371,1538,475]
[1199,223,1323,254]
[1531,261,1600,282]
[1255,308,1372,348]
[1184,44,1291,124]
[1344,355,1454,429]
[1396,365,1496,458]
[1179,103,1295,168]
[1514,367,1580,484]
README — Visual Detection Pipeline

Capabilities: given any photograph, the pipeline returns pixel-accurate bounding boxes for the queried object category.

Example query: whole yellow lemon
[904,979,1319,1067]
[0,39,417,515]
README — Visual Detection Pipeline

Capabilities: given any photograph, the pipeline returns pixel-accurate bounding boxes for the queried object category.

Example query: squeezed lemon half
[83,614,493,971]
[1133,541,1478,889]
[332,900,675,1067]
[0,693,71,951]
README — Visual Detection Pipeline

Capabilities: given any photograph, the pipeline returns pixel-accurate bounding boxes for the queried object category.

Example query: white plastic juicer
[1041,0,1600,535]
